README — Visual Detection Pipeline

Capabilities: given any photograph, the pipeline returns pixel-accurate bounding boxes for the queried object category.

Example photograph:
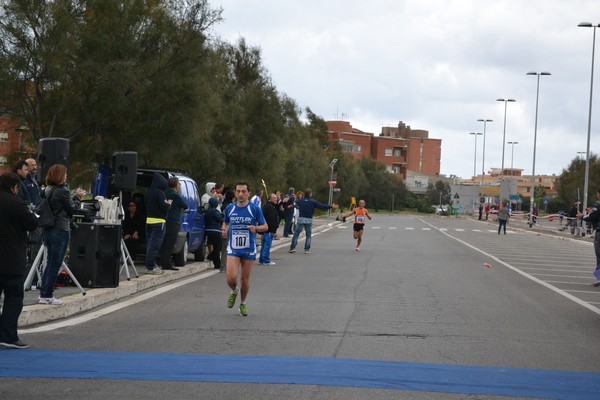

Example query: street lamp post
[328,158,338,216]
[578,22,599,212]
[577,151,586,161]
[526,71,551,226]
[508,140,519,210]
[508,141,519,176]
[469,132,483,179]
[477,119,493,196]
[496,99,516,179]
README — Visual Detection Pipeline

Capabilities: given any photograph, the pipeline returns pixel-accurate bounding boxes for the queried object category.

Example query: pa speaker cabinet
[69,223,122,288]
[112,151,138,191]
[37,138,69,184]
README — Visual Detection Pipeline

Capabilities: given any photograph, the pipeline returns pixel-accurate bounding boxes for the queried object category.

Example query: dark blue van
[93,166,205,265]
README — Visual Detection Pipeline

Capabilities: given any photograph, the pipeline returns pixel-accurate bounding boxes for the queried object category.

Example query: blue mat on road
[1,350,599,399]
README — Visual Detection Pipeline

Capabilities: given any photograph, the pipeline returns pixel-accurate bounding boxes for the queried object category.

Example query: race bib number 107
[232,230,250,249]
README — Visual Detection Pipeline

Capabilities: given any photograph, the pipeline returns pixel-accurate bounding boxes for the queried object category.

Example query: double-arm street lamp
[578,22,599,212]
[526,71,551,224]
[477,119,493,191]
[497,99,516,180]
[469,132,483,179]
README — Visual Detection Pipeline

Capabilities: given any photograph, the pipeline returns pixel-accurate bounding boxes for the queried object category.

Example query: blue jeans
[290,218,313,251]
[146,222,165,269]
[41,228,70,298]
[259,232,274,264]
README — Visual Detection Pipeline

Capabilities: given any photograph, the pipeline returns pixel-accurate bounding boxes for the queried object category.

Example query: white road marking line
[372,226,381,229]
[405,227,414,230]
[389,227,397,230]
[455,229,465,231]
[419,218,600,316]
[422,228,431,231]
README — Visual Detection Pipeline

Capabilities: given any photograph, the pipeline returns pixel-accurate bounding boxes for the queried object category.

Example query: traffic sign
[453,193,460,199]
[329,181,337,187]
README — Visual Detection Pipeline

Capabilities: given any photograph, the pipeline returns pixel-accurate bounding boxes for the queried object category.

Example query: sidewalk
[17,216,340,327]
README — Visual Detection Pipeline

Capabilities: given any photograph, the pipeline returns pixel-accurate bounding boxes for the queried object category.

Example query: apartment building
[327,120,442,181]
[0,115,28,173]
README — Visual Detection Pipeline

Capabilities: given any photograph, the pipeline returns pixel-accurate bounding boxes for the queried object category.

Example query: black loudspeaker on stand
[37,138,69,184]
[69,223,122,288]
[113,151,138,191]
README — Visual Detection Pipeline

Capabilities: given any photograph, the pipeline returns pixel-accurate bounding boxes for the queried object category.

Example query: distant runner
[341,199,372,251]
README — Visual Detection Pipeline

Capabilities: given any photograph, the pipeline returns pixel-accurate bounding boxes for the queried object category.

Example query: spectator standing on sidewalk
[145,173,172,274]
[24,158,42,284]
[223,182,268,316]
[259,193,279,265]
[289,188,338,254]
[24,158,41,206]
[12,160,31,205]
[497,202,510,235]
[0,172,38,349]
[158,177,187,271]
[205,197,224,270]
[40,165,84,305]
[485,203,491,220]
[582,187,600,287]
[282,187,295,237]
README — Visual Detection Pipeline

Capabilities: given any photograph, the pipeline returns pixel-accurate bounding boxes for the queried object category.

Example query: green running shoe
[227,291,237,308]
[239,303,248,316]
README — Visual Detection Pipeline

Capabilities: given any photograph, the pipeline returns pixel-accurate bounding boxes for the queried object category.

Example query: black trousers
[206,231,222,269]
[158,222,180,268]
[0,274,24,343]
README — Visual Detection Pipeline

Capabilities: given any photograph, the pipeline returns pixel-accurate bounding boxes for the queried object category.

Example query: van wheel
[174,240,188,266]
[194,242,205,261]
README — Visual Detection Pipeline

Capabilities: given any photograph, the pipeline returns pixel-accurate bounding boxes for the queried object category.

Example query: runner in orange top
[341,199,372,251]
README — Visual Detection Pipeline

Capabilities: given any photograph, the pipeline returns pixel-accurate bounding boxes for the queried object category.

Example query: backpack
[34,187,57,228]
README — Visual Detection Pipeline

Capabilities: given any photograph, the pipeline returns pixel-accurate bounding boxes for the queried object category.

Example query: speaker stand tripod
[24,245,87,295]
[120,238,139,280]
[117,191,139,280]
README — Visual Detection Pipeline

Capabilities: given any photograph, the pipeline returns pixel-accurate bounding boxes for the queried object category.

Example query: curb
[19,217,342,328]
[19,261,213,327]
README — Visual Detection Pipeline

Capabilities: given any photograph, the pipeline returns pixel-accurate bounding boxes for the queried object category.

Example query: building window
[392,164,402,174]
[0,131,8,142]
[385,148,392,157]
[393,148,401,157]
[339,140,354,153]
[0,156,7,166]
[353,145,362,153]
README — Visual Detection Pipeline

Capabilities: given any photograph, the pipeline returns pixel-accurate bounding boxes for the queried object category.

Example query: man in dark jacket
[0,172,38,349]
[12,160,32,206]
[259,193,279,266]
[158,177,187,271]
[282,187,295,237]
[145,173,172,274]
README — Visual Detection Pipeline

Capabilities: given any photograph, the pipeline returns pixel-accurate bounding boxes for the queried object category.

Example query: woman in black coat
[39,164,84,305]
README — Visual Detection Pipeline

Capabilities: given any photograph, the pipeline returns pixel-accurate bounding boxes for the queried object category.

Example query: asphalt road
[2,215,600,400]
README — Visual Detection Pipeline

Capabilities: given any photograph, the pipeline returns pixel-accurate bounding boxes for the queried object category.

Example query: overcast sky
[212,0,600,180]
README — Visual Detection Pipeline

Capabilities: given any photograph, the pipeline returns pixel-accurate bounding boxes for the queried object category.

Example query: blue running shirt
[224,202,266,259]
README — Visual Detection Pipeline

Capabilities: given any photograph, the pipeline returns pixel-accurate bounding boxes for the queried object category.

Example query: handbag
[34,187,57,228]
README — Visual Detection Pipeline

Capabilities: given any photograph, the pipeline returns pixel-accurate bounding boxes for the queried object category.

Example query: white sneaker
[38,297,63,305]
[266,262,276,266]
